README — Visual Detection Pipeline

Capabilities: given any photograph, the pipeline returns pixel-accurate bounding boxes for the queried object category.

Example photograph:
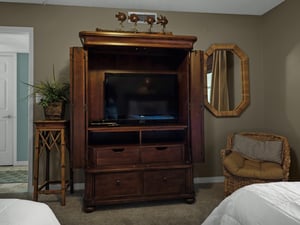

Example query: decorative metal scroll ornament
[157,15,168,33]
[113,12,169,34]
[145,16,156,33]
[115,12,127,30]
[128,13,140,32]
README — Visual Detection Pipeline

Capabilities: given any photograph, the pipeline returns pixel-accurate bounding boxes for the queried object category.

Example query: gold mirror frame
[203,44,250,117]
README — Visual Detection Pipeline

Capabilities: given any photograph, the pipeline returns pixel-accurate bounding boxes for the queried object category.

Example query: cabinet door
[190,50,205,162]
[70,47,86,168]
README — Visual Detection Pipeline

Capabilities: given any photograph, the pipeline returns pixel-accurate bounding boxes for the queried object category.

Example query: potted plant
[26,67,69,120]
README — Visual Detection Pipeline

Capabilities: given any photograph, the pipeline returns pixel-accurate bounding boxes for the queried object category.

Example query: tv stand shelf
[70,30,204,212]
[88,124,187,131]
[88,124,187,145]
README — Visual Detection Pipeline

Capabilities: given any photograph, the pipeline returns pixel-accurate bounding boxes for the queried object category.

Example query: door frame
[0,26,34,192]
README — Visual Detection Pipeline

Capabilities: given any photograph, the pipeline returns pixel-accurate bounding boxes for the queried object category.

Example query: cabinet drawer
[88,146,139,167]
[141,144,184,164]
[144,169,186,195]
[94,172,142,198]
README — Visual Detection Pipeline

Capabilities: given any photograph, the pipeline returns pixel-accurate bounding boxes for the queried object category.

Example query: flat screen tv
[103,72,179,125]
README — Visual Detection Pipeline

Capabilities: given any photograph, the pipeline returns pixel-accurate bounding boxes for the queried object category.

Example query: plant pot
[44,101,65,120]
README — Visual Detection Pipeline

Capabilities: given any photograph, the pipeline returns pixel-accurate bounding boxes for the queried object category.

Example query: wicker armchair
[221,132,291,196]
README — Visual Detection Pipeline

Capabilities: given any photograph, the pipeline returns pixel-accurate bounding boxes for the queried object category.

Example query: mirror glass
[204,44,249,117]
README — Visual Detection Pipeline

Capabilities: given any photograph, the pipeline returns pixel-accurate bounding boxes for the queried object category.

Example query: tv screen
[104,72,179,124]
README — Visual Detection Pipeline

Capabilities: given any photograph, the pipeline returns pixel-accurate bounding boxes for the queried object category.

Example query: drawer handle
[115,179,121,185]
[112,148,125,153]
[156,146,168,151]
[163,176,168,182]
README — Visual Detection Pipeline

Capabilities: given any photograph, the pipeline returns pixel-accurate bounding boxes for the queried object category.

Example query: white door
[0,53,16,165]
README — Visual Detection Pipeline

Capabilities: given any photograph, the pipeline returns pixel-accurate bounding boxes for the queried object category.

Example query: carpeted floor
[0,183,224,225]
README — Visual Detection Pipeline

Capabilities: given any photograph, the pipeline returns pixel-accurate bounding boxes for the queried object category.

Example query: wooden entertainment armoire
[70,30,204,212]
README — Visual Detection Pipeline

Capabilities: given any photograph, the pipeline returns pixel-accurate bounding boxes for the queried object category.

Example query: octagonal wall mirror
[203,43,250,117]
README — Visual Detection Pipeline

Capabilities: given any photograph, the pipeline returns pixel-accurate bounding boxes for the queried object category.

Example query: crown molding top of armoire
[79,30,197,50]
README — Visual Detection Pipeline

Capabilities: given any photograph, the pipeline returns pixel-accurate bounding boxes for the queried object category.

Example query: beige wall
[262,0,300,180]
[1,1,298,181]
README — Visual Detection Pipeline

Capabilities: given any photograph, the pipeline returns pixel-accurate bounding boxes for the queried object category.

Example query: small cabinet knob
[115,179,121,185]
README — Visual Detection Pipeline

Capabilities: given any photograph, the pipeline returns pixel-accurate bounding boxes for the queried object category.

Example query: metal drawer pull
[112,148,125,152]
[156,146,168,151]
[115,179,121,185]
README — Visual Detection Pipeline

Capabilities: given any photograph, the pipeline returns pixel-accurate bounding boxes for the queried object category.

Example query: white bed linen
[0,199,60,225]
[202,182,300,225]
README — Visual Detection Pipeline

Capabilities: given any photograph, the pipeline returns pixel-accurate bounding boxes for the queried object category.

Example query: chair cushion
[232,134,283,164]
[223,151,284,180]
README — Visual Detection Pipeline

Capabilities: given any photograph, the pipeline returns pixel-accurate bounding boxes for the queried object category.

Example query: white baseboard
[42,183,85,192]
[14,161,28,166]
[74,183,85,190]
[194,176,224,184]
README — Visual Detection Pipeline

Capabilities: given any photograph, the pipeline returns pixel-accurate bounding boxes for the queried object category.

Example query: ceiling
[1,0,285,15]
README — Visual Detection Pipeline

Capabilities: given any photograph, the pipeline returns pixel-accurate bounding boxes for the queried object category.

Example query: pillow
[232,134,283,164]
